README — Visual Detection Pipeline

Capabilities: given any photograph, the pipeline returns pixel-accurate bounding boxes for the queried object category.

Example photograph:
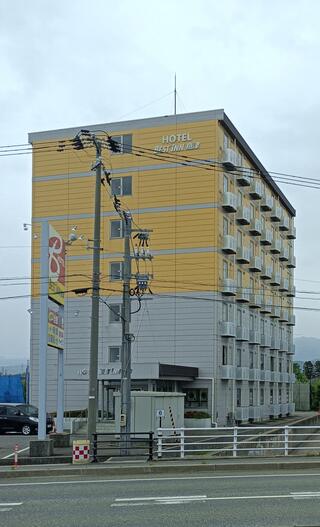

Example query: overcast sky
[1,0,319,360]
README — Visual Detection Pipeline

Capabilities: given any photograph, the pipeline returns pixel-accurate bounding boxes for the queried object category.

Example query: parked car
[0,403,54,435]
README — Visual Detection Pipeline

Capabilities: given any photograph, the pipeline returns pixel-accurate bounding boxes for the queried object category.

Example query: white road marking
[291,491,320,499]
[115,495,207,502]
[0,502,23,506]
[1,447,29,460]
[1,471,320,487]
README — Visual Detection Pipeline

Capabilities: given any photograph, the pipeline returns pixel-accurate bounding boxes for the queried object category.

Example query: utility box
[114,391,185,434]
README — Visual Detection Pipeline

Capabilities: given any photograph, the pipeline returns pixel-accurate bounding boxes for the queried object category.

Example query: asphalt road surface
[0,435,30,460]
[1,469,320,526]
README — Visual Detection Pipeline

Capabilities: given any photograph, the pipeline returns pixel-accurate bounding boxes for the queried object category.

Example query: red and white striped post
[13,444,19,469]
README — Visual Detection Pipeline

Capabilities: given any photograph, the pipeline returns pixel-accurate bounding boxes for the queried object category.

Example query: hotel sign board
[154,132,200,153]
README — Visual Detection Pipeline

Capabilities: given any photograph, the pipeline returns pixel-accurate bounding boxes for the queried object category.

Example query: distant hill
[294,337,320,362]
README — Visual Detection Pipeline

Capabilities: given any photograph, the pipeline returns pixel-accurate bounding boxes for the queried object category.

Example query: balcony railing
[236,367,250,380]
[271,336,280,349]
[236,246,250,264]
[270,239,282,254]
[287,285,296,297]
[279,216,290,231]
[236,287,250,303]
[235,407,250,421]
[261,265,272,280]
[279,309,289,323]
[220,321,236,337]
[261,297,272,314]
[279,245,289,262]
[249,180,263,200]
[279,339,289,352]
[287,226,296,239]
[287,342,295,355]
[236,169,252,186]
[236,326,250,341]
[249,330,261,344]
[249,369,260,381]
[270,272,281,286]
[270,205,282,222]
[271,306,281,319]
[221,278,237,296]
[287,255,296,268]
[279,278,289,292]
[222,192,238,212]
[220,365,236,380]
[249,256,262,272]
[236,206,251,225]
[260,228,273,246]
[287,314,296,326]
[222,234,237,254]
[249,293,262,309]
[261,194,273,211]
[260,333,271,347]
[249,218,262,236]
[222,148,238,171]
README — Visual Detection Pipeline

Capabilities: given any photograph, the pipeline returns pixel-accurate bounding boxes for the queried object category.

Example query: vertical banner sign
[48,225,65,349]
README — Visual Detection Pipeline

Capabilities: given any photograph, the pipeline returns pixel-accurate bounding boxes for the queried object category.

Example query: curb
[2,459,320,479]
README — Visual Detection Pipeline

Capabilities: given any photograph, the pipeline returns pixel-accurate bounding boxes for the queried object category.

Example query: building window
[238,191,243,207]
[109,346,120,362]
[237,270,242,287]
[109,304,121,323]
[185,389,208,408]
[260,387,264,405]
[236,388,241,407]
[236,348,242,367]
[279,359,282,372]
[222,303,229,322]
[260,352,265,370]
[250,314,254,331]
[270,356,275,372]
[111,176,132,196]
[237,308,242,326]
[109,134,132,154]
[222,345,228,365]
[223,217,229,235]
[249,387,254,407]
[249,350,254,369]
[110,262,123,281]
[223,175,228,193]
[237,229,242,248]
[110,219,123,239]
[223,260,229,279]
[279,388,282,404]
[270,388,274,404]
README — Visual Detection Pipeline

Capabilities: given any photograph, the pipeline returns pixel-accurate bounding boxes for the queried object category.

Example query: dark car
[0,403,54,435]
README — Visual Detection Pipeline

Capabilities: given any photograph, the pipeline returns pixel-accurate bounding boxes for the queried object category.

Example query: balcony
[287,255,296,268]
[287,285,296,297]
[270,239,282,254]
[220,321,236,337]
[249,369,260,381]
[222,192,238,212]
[270,404,281,417]
[222,148,237,171]
[261,297,272,314]
[236,287,250,303]
[249,406,261,420]
[249,330,261,344]
[270,205,282,222]
[271,372,281,383]
[249,218,262,236]
[290,374,296,383]
[236,326,249,341]
[279,215,290,231]
[279,245,289,262]
[261,194,274,212]
[271,306,281,319]
[280,403,289,415]
[279,278,289,292]
[220,365,236,380]
[261,265,272,280]
[235,407,249,421]
[270,272,281,286]
[249,180,263,200]
[279,309,289,323]
[288,403,295,414]
[264,370,271,381]
[249,293,262,309]
[249,256,262,272]
[287,342,295,355]
[222,234,237,254]
[236,246,250,264]
[260,228,273,246]
[236,206,251,225]
[236,169,252,186]
[260,333,272,347]
[280,372,290,383]
[271,336,280,349]
[236,367,250,380]
[287,314,296,326]
[287,226,296,240]
[279,339,289,352]
[221,278,237,296]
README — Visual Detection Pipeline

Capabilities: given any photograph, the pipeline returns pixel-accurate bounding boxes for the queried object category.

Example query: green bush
[184,411,211,419]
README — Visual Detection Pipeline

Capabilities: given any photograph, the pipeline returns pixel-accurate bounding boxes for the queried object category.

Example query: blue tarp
[0,374,25,403]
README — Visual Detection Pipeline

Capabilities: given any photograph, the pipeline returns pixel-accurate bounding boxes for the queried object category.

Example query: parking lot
[0,434,31,460]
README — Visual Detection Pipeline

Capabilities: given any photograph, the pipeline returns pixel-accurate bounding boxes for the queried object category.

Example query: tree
[314,360,320,377]
[293,362,308,383]
[304,361,314,380]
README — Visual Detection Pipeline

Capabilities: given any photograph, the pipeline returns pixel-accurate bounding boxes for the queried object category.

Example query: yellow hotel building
[29,109,296,426]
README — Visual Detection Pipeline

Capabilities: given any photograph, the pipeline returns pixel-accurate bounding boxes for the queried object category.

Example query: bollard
[13,444,19,469]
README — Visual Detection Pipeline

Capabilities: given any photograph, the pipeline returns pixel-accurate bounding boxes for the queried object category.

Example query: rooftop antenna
[174,73,177,115]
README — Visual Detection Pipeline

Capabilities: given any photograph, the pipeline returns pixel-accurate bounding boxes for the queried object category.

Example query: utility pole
[87,137,102,444]
[174,73,177,115]
[120,212,132,451]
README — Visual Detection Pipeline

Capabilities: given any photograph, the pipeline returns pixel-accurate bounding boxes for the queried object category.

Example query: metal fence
[156,426,320,458]
[92,432,154,462]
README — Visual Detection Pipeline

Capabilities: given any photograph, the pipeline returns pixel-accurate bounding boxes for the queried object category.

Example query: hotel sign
[48,224,65,306]
[154,132,200,153]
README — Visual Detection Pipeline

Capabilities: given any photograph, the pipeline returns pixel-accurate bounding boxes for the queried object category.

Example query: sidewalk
[1,455,320,479]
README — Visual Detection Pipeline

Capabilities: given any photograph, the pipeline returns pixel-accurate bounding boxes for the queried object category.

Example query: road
[0,435,30,460]
[1,469,320,526]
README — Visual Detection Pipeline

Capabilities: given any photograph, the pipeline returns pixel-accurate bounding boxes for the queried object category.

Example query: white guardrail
[156,426,320,458]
